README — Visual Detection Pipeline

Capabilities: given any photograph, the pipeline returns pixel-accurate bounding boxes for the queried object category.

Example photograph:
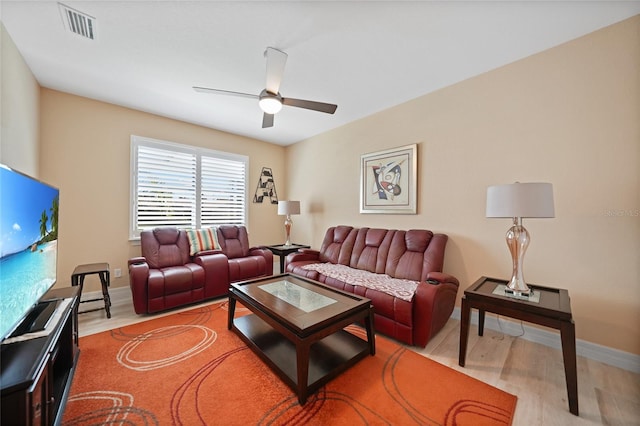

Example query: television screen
[0,164,59,340]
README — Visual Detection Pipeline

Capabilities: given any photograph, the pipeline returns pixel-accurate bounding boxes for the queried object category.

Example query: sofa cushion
[350,228,394,274]
[386,229,434,281]
[318,225,357,265]
[186,228,220,255]
[217,225,251,259]
[228,256,269,282]
[300,263,418,301]
[147,264,202,298]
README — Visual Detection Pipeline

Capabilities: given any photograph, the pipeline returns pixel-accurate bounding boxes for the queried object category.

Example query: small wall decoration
[360,143,417,214]
[253,167,278,204]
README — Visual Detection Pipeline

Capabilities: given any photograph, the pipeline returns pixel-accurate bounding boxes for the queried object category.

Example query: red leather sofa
[128,226,273,314]
[286,225,459,347]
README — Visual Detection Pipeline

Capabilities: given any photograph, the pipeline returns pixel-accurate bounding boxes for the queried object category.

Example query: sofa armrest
[249,247,274,273]
[128,257,147,266]
[287,249,320,263]
[299,248,319,256]
[195,252,230,298]
[413,280,459,347]
[249,246,271,255]
[128,260,150,314]
[425,271,460,287]
[285,250,322,274]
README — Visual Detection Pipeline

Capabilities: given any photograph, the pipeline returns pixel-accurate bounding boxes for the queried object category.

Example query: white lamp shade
[278,200,300,215]
[486,182,555,218]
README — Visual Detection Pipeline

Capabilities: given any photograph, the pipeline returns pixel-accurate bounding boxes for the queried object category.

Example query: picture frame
[360,143,417,214]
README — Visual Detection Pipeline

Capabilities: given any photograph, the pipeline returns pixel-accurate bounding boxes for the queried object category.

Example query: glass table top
[259,280,337,313]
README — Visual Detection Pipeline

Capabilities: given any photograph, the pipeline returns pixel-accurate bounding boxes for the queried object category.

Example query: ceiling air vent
[58,3,96,40]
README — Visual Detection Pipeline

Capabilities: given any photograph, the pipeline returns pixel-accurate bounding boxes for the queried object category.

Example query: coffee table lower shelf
[233,314,371,403]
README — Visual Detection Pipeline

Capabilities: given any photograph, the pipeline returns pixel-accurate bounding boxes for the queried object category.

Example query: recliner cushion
[386,230,433,281]
[318,226,356,265]
[350,228,394,274]
[217,226,251,259]
[141,227,190,269]
[228,256,268,282]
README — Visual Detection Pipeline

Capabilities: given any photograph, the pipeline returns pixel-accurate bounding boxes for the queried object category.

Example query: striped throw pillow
[186,228,220,256]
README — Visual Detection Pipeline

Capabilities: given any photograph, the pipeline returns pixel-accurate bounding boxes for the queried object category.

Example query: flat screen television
[0,164,60,341]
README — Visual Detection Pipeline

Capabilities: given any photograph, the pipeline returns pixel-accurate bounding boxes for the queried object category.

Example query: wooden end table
[265,244,310,273]
[459,276,578,416]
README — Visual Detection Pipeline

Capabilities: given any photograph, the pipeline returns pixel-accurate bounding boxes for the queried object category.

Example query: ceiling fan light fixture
[259,90,283,114]
[194,48,338,127]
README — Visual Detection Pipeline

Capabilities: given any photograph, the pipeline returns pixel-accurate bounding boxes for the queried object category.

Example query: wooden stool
[71,262,112,318]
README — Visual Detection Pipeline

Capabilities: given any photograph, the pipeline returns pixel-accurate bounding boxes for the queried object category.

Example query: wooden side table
[459,276,578,415]
[265,244,310,273]
[71,262,112,318]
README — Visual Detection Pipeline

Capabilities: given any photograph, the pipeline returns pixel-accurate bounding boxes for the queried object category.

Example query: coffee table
[228,274,375,404]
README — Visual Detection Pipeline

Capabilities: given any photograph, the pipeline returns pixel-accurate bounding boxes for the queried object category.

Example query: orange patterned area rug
[63,301,516,425]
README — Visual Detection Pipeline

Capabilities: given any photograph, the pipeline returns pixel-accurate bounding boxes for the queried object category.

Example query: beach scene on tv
[0,166,59,339]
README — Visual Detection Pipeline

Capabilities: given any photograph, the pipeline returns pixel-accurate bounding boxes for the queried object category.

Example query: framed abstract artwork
[360,143,417,214]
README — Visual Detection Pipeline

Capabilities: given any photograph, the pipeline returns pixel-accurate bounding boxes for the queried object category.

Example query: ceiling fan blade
[282,97,338,114]
[262,113,274,128]
[265,47,287,94]
[193,86,258,99]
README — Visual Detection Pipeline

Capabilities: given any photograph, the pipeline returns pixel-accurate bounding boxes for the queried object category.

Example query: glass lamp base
[506,218,532,296]
[505,282,534,296]
[507,275,533,295]
[283,215,293,246]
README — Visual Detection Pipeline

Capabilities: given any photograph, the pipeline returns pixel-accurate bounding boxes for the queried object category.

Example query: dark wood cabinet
[1,286,79,425]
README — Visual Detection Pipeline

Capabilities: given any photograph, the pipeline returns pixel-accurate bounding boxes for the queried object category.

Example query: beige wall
[0,23,39,175]
[3,14,638,355]
[287,16,640,355]
[39,90,285,293]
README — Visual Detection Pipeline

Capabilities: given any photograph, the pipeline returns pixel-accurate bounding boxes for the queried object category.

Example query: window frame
[130,135,249,240]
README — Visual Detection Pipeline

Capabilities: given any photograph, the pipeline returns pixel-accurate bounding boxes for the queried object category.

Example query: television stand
[10,299,61,338]
[1,286,79,425]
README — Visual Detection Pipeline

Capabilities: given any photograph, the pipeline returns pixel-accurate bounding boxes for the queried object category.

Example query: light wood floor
[77,294,639,425]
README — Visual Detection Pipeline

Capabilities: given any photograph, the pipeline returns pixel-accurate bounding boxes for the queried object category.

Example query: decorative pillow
[186,228,220,256]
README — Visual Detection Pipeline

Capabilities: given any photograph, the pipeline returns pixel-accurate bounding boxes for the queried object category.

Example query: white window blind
[130,136,248,239]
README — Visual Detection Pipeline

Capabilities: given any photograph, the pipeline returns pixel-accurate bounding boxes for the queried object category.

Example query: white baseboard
[451,307,640,374]
[81,287,640,373]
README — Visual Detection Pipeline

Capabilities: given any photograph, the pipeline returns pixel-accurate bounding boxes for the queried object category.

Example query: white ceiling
[2,1,639,146]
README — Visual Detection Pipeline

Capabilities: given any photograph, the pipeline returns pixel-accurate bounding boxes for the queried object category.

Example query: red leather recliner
[216,225,274,282]
[128,227,229,314]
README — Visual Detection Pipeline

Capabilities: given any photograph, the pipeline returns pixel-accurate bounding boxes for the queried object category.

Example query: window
[130,135,248,239]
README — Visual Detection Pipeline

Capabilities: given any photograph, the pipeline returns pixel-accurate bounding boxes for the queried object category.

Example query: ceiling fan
[193,47,338,128]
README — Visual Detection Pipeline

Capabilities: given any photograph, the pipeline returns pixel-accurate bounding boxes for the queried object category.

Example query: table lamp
[277,200,300,246]
[486,182,555,295]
